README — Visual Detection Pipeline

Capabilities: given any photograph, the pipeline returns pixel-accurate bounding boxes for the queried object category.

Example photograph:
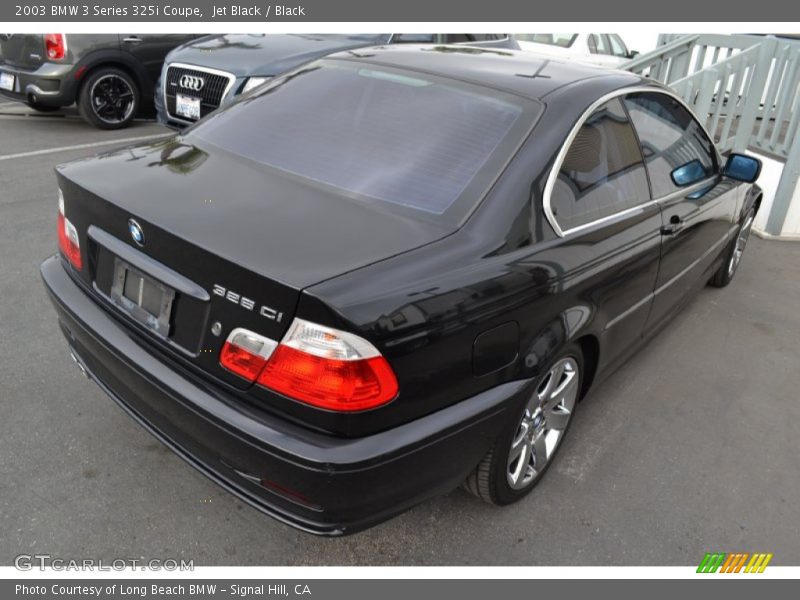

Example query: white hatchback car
[515,33,638,68]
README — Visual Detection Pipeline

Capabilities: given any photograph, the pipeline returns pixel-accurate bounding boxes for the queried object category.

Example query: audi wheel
[78,67,140,130]
[464,343,583,505]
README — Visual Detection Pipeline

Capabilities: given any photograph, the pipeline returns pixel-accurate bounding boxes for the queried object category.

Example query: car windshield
[188,60,539,223]
[516,34,578,48]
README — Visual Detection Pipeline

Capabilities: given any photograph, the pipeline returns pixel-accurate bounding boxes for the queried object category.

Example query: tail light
[220,328,278,382]
[220,319,398,412]
[57,190,82,270]
[44,34,67,61]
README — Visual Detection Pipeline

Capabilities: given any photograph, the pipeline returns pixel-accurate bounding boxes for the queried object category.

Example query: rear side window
[623,92,717,198]
[190,61,536,222]
[550,98,650,232]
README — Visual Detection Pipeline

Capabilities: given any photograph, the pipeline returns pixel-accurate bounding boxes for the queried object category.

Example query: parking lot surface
[1,104,799,566]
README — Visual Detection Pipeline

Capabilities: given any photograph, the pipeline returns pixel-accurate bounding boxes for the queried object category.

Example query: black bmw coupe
[42,45,762,535]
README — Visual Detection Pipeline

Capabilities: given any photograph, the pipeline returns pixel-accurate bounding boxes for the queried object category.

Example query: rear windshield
[188,60,539,223]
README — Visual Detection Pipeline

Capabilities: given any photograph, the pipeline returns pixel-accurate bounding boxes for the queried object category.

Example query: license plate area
[110,258,175,338]
[175,93,201,120]
[0,71,15,92]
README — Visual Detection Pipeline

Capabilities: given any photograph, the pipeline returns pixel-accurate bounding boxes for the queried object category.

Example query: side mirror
[671,159,707,186]
[627,50,640,59]
[723,153,761,183]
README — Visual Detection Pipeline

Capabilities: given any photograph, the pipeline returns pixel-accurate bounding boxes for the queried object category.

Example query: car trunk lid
[55,136,453,389]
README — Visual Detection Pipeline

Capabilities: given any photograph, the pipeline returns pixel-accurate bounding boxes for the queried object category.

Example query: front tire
[78,67,139,130]
[464,344,583,505]
[710,208,755,288]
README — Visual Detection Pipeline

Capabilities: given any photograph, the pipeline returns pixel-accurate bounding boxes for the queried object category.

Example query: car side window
[588,34,611,55]
[623,92,717,198]
[550,98,651,232]
[609,34,628,57]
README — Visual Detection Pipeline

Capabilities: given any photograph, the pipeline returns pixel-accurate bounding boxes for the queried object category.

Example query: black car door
[622,91,740,333]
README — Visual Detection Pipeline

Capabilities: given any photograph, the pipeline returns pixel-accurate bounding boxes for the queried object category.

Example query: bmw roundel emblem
[128,219,145,247]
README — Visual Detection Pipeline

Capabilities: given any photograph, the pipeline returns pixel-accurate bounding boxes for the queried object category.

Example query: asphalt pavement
[1,102,798,566]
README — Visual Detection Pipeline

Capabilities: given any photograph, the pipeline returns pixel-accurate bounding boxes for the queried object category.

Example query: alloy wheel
[728,212,754,278]
[506,356,579,490]
[89,74,135,125]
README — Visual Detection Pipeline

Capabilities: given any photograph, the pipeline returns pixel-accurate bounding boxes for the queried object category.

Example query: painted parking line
[0,133,169,162]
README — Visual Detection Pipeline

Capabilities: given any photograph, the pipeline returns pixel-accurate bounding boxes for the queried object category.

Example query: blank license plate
[0,71,15,91]
[175,93,201,120]
[110,259,175,337]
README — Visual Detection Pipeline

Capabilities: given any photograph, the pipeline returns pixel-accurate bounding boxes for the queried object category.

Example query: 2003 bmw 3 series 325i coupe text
[41,45,762,535]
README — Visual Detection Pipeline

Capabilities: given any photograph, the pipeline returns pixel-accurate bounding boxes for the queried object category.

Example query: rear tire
[709,208,755,288]
[464,343,583,505]
[78,67,139,130]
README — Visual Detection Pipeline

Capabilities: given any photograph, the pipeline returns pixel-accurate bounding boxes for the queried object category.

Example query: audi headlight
[242,76,272,94]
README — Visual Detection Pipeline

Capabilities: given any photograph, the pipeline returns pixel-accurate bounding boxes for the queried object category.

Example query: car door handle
[122,37,143,44]
[660,215,685,235]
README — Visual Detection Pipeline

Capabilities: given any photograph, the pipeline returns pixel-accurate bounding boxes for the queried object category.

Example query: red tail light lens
[57,191,82,270]
[258,345,398,411]
[44,34,67,60]
[258,319,398,411]
[219,328,278,382]
[218,319,399,412]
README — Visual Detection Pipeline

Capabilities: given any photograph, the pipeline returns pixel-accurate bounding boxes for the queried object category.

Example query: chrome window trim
[542,85,721,238]
[163,61,237,125]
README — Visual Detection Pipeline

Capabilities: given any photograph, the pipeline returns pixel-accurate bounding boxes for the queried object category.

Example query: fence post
[695,68,718,123]
[765,134,800,236]
[667,48,692,84]
[733,37,777,152]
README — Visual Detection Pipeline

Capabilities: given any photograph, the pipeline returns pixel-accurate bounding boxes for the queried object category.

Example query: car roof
[325,44,652,101]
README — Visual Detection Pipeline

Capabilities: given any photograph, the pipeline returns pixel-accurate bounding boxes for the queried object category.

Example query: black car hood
[169,34,390,77]
[56,137,453,290]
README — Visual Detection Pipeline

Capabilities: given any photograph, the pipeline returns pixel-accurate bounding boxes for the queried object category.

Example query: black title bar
[1,0,795,22]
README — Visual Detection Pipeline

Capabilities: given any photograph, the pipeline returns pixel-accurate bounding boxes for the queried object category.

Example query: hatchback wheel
[710,208,755,288]
[464,344,582,504]
[78,67,139,130]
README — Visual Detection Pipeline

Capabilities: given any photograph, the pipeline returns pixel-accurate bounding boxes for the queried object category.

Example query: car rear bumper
[0,62,76,106]
[40,255,523,535]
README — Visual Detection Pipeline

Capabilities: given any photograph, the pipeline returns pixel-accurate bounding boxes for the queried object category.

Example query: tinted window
[623,92,717,198]
[443,34,471,43]
[391,34,436,43]
[516,34,577,48]
[190,62,534,220]
[550,99,650,232]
